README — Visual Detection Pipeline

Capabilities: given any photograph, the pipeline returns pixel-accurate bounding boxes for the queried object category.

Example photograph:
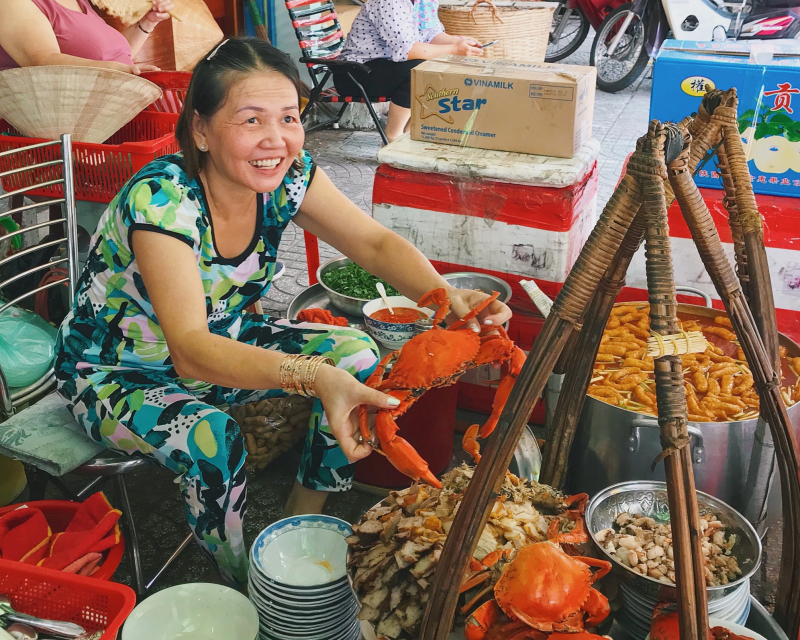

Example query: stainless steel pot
[565,302,800,529]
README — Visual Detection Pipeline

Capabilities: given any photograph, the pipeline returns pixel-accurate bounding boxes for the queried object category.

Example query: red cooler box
[371,136,600,420]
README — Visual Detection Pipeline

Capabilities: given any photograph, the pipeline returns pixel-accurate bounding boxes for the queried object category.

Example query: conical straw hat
[172,0,224,71]
[90,0,189,25]
[0,66,162,143]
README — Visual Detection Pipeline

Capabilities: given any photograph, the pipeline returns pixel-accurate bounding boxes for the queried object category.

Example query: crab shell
[493,542,610,632]
[381,329,482,391]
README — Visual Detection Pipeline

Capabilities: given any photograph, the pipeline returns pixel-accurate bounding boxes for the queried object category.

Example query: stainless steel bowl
[586,481,762,602]
[442,272,513,304]
[316,256,374,316]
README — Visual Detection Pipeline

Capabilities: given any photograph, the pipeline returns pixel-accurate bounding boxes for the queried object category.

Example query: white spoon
[376,282,394,315]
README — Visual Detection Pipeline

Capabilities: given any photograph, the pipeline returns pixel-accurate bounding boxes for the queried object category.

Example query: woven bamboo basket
[438,0,557,62]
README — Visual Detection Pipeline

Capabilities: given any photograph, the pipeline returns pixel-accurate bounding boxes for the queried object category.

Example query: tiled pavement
[3,38,782,612]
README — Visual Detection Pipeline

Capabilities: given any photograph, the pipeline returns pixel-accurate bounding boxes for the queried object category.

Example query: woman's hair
[175,37,304,179]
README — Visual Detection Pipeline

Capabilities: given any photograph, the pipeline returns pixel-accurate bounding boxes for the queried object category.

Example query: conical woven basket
[0,66,162,144]
[438,0,557,62]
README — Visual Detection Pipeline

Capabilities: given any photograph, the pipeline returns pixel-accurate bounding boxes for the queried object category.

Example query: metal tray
[287,283,366,330]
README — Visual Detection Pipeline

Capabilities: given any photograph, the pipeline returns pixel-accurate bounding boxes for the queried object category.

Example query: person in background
[414,0,439,33]
[335,0,483,143]
[0,0,174,74]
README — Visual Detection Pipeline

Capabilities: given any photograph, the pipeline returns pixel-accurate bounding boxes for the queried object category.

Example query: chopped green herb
[321,262,400,299]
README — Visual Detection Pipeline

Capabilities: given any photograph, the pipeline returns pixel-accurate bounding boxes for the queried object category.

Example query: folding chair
[0,135,193,597]
[286,0,390,146]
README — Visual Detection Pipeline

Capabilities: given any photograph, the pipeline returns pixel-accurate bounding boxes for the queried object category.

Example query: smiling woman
[53,37,514,588]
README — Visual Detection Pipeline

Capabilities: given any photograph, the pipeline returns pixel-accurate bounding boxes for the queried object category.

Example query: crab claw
[376,412,441,488]
[478,345,525,439]
[449,291,501,331]
[418,287,452,325]
[583,588,611,628]
[465,600,502,640]
[463,424,482,463]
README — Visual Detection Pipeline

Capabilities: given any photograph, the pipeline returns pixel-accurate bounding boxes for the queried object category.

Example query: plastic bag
[0,306,57,388]
[229,396,313,471]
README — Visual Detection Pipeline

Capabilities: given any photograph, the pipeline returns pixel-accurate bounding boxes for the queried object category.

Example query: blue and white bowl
[250,515,352,587]
[248,515,360,640]
[362,295,434,349]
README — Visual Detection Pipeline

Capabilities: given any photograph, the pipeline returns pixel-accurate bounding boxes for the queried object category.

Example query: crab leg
[571,556,612,582]
[478,345,525,438]
[582,588,611,627]
[359,351,398,445]
[449,291,501,331]
[375,412,442,488]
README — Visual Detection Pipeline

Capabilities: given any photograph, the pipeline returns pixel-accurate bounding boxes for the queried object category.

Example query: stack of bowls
[586,481,762,640]
[248,515,360,640]
[617,579,752,640]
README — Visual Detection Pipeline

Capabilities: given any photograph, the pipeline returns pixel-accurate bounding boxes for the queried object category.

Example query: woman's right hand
[452,40,484,56]
[313,364,401,463]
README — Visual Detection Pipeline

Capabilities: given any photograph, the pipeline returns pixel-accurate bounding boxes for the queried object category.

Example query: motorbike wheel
[590,3,649,93]
[545,4,590,63]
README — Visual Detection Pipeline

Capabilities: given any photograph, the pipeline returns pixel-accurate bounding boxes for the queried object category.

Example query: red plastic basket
[0,111,180,203]
[141,71,191,114]
[0,500,124,581]
[0,558,135,639]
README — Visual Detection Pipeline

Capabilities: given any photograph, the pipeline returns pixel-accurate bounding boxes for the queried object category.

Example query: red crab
[358,287,524,488]
[650,603,755,640]
[464,542,611,640]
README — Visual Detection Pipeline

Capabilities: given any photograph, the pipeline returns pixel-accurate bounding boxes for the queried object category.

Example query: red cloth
[0,507,51,564]
[0,0,133,71]
[0,493,121,573]
[297,308,349,326]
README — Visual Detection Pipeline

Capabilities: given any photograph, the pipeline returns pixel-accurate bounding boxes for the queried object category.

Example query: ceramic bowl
[122,583,259,640]
[250,515,352,587]
[362,296,434,349]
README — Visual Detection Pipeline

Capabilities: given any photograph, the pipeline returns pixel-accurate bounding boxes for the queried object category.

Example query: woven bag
[230,396,313,471]
[438,0,557,62]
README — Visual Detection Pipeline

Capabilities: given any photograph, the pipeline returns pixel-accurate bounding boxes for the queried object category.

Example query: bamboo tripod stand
[417,89,800,640]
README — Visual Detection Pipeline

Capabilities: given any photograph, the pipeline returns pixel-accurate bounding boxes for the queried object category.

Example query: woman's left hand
[140,0,174,29]
[445,287,512,333]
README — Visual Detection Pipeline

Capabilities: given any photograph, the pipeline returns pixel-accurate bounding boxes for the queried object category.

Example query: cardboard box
[650,39,800,197]
[410,56,596,158]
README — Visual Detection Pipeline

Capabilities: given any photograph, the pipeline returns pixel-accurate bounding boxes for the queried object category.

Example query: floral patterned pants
[56,316,380,586]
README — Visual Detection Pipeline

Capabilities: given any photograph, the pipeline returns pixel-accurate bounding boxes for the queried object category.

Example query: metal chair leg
[146,533,194,591]
[115,474,145,597]
[24,465,48,501]
[347,72,389,145]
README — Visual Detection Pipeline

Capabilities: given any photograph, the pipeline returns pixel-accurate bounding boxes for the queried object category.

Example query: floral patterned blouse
[56,151,315,376]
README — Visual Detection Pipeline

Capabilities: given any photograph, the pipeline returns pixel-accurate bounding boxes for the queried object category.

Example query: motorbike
[546,0,628,62]
[590,0,800,93]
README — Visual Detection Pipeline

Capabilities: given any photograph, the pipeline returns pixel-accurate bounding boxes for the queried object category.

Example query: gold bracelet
[302,357,333,397]
[279,355,334,397]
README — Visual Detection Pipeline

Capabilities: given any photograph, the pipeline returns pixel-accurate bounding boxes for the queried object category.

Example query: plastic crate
[0,112,180,203]
[0,500,124,581]
[141,71,191,114]
[0,558,135,639]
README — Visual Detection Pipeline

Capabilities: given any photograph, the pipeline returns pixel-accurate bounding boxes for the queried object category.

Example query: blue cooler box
[650,39,800,197]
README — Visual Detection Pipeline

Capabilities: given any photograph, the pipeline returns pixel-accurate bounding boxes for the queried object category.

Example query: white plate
[259,617,359,640]
[122,583,259,640]
[251,515,352,587]
[250,571,351,597]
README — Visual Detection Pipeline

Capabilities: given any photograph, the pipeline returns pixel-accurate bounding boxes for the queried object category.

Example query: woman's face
[193,71,305,194]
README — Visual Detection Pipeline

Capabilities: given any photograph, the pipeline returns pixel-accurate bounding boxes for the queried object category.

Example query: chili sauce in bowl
[362,296,434,350]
